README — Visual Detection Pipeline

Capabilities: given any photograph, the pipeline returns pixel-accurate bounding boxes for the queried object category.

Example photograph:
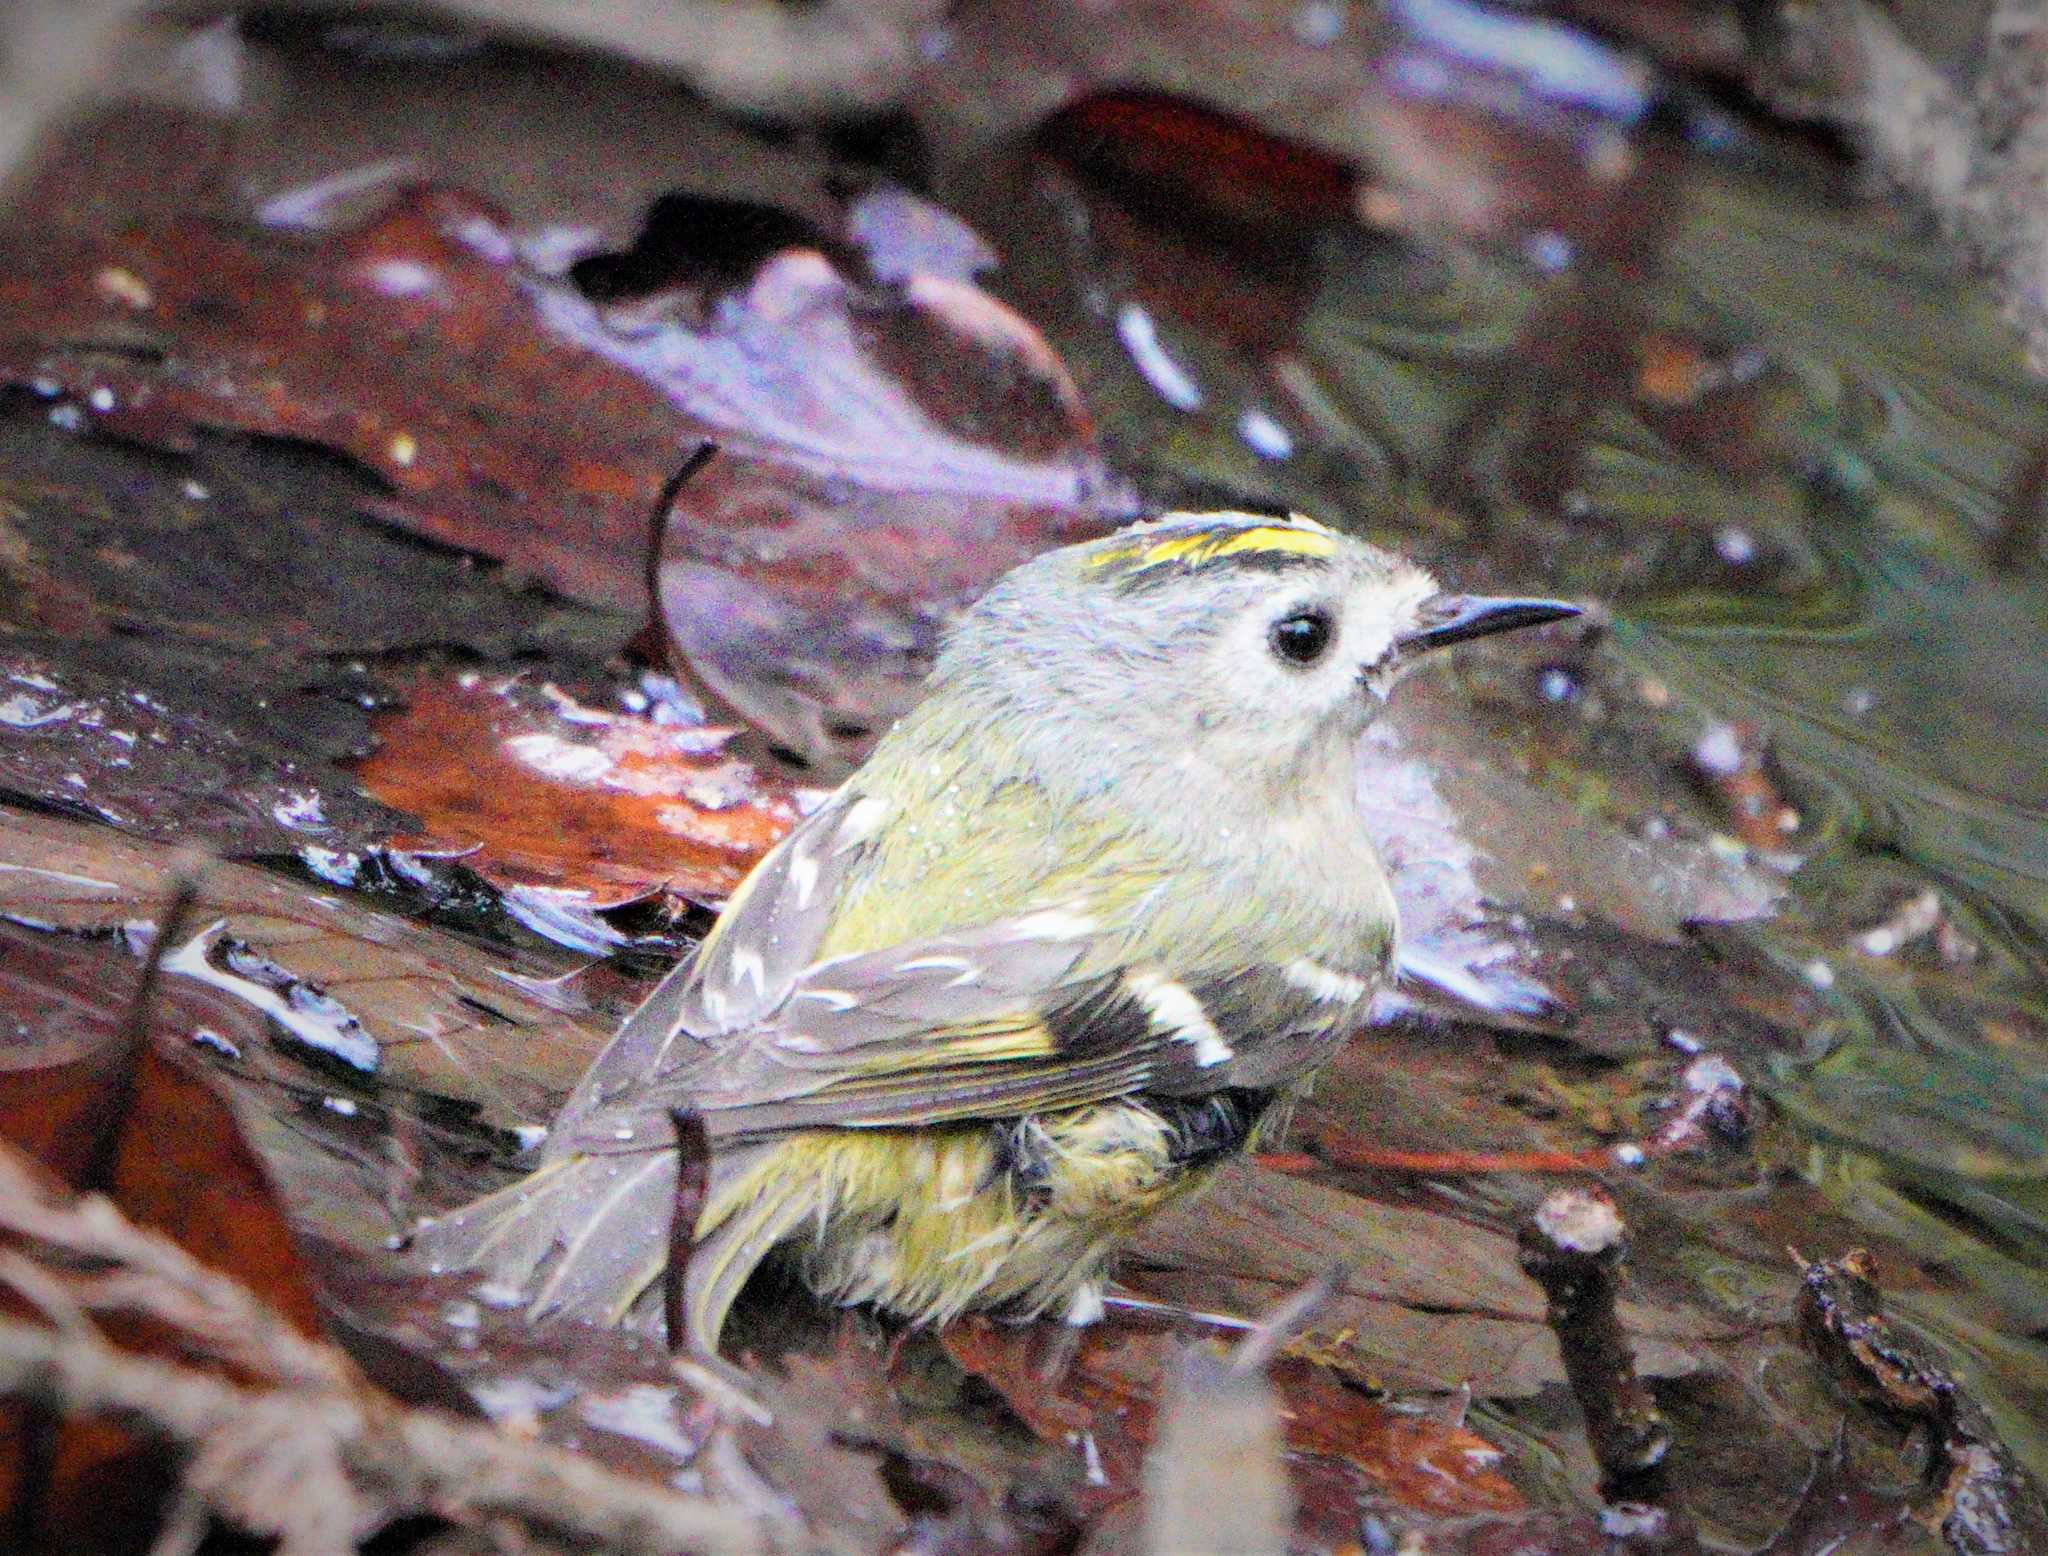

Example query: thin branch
[664,1106,712,1354]
[1519,1188,1667,1484]
[0,1150,345,1391]
[0,1313,756,1554]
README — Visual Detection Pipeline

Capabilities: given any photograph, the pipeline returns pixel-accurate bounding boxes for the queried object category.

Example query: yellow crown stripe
[1086,520,1339,572]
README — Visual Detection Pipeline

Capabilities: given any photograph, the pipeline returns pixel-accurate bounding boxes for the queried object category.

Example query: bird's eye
[1269,609,1333,666]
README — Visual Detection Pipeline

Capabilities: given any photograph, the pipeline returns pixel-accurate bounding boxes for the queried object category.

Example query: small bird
[414,511,1577,1352]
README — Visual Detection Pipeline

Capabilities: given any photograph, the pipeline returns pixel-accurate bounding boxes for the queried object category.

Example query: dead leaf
[631,235,1134,769]
[0,151,1133,772]
[0,807,608,1148]
[943,1309,1522,1539]
[353,670,806,910]
[0,917,334,1551]
[0,182,690,610]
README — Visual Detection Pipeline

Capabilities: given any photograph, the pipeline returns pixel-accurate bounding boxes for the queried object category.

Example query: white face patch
[1198,556,1441,751]
[1125,968,1233,1067]
[1351,569,1443,699]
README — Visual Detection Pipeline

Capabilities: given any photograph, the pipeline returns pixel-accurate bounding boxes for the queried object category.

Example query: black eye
[1269,609,1333,665]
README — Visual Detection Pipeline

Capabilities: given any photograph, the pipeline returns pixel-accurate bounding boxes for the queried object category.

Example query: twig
[0,1149,346,1391]
[664,1106,712,1354]
[1519,1186,1694,1549]
[1262,1140,1616,1175]
[639,443,719,658]
[0,1315,754,1555]
[83,871,202,1193]
[1264,1054,1749,1179]
[1797,1249,2048,1556]
[0,1140,760,1549]
[1144,1346,1289,1556]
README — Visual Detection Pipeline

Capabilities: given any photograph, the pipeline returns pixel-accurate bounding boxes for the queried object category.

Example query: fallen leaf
[0,807,609,1148]
[353,670,806,909]
[943,1309,1522,1534]
[0,402,636,876]
[0,157,1133,772]
[0,918,333,1551]
[625,231,1134,769]
[0,183,687,611]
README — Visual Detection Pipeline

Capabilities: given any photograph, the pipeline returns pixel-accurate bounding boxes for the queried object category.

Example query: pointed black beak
[1396,594,1582,657]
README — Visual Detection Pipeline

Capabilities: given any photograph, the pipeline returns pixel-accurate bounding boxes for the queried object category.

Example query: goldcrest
[415,511,1578,1350]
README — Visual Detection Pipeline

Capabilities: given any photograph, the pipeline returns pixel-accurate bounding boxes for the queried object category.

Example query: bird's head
[933,511,1580,799]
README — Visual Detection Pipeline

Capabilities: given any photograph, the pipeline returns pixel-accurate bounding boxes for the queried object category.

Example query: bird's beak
[1395,594,1582,658]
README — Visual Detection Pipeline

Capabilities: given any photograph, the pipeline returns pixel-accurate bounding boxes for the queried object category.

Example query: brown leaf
[106,1041,329,1340]
[0,918,326,1333]
[641,245,1133,769]
[0,141,1131,773]
[0,181,689,611]
[0,402,640,878]
[353,670,805,910]
[1029,89,1353,365]
[0,920,146,1183]
[0,917,331,1550]
[1753,1436,1921,1556]
[0,807,609,1146]
[942,1311,1522,1535]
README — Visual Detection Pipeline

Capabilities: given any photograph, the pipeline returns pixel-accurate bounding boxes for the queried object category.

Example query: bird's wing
[544,785,886,1158]
[558,914,1358,1148]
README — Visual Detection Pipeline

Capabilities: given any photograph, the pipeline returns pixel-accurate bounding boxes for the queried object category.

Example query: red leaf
[940,1314,1522,1530]
[353,671,804,908]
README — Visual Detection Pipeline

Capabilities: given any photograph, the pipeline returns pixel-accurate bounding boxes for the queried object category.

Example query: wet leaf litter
[0,3,2043,1554]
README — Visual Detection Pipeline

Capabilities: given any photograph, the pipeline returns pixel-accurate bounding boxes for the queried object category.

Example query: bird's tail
[412,1150,678,1328]
[411,1139,821,1353]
